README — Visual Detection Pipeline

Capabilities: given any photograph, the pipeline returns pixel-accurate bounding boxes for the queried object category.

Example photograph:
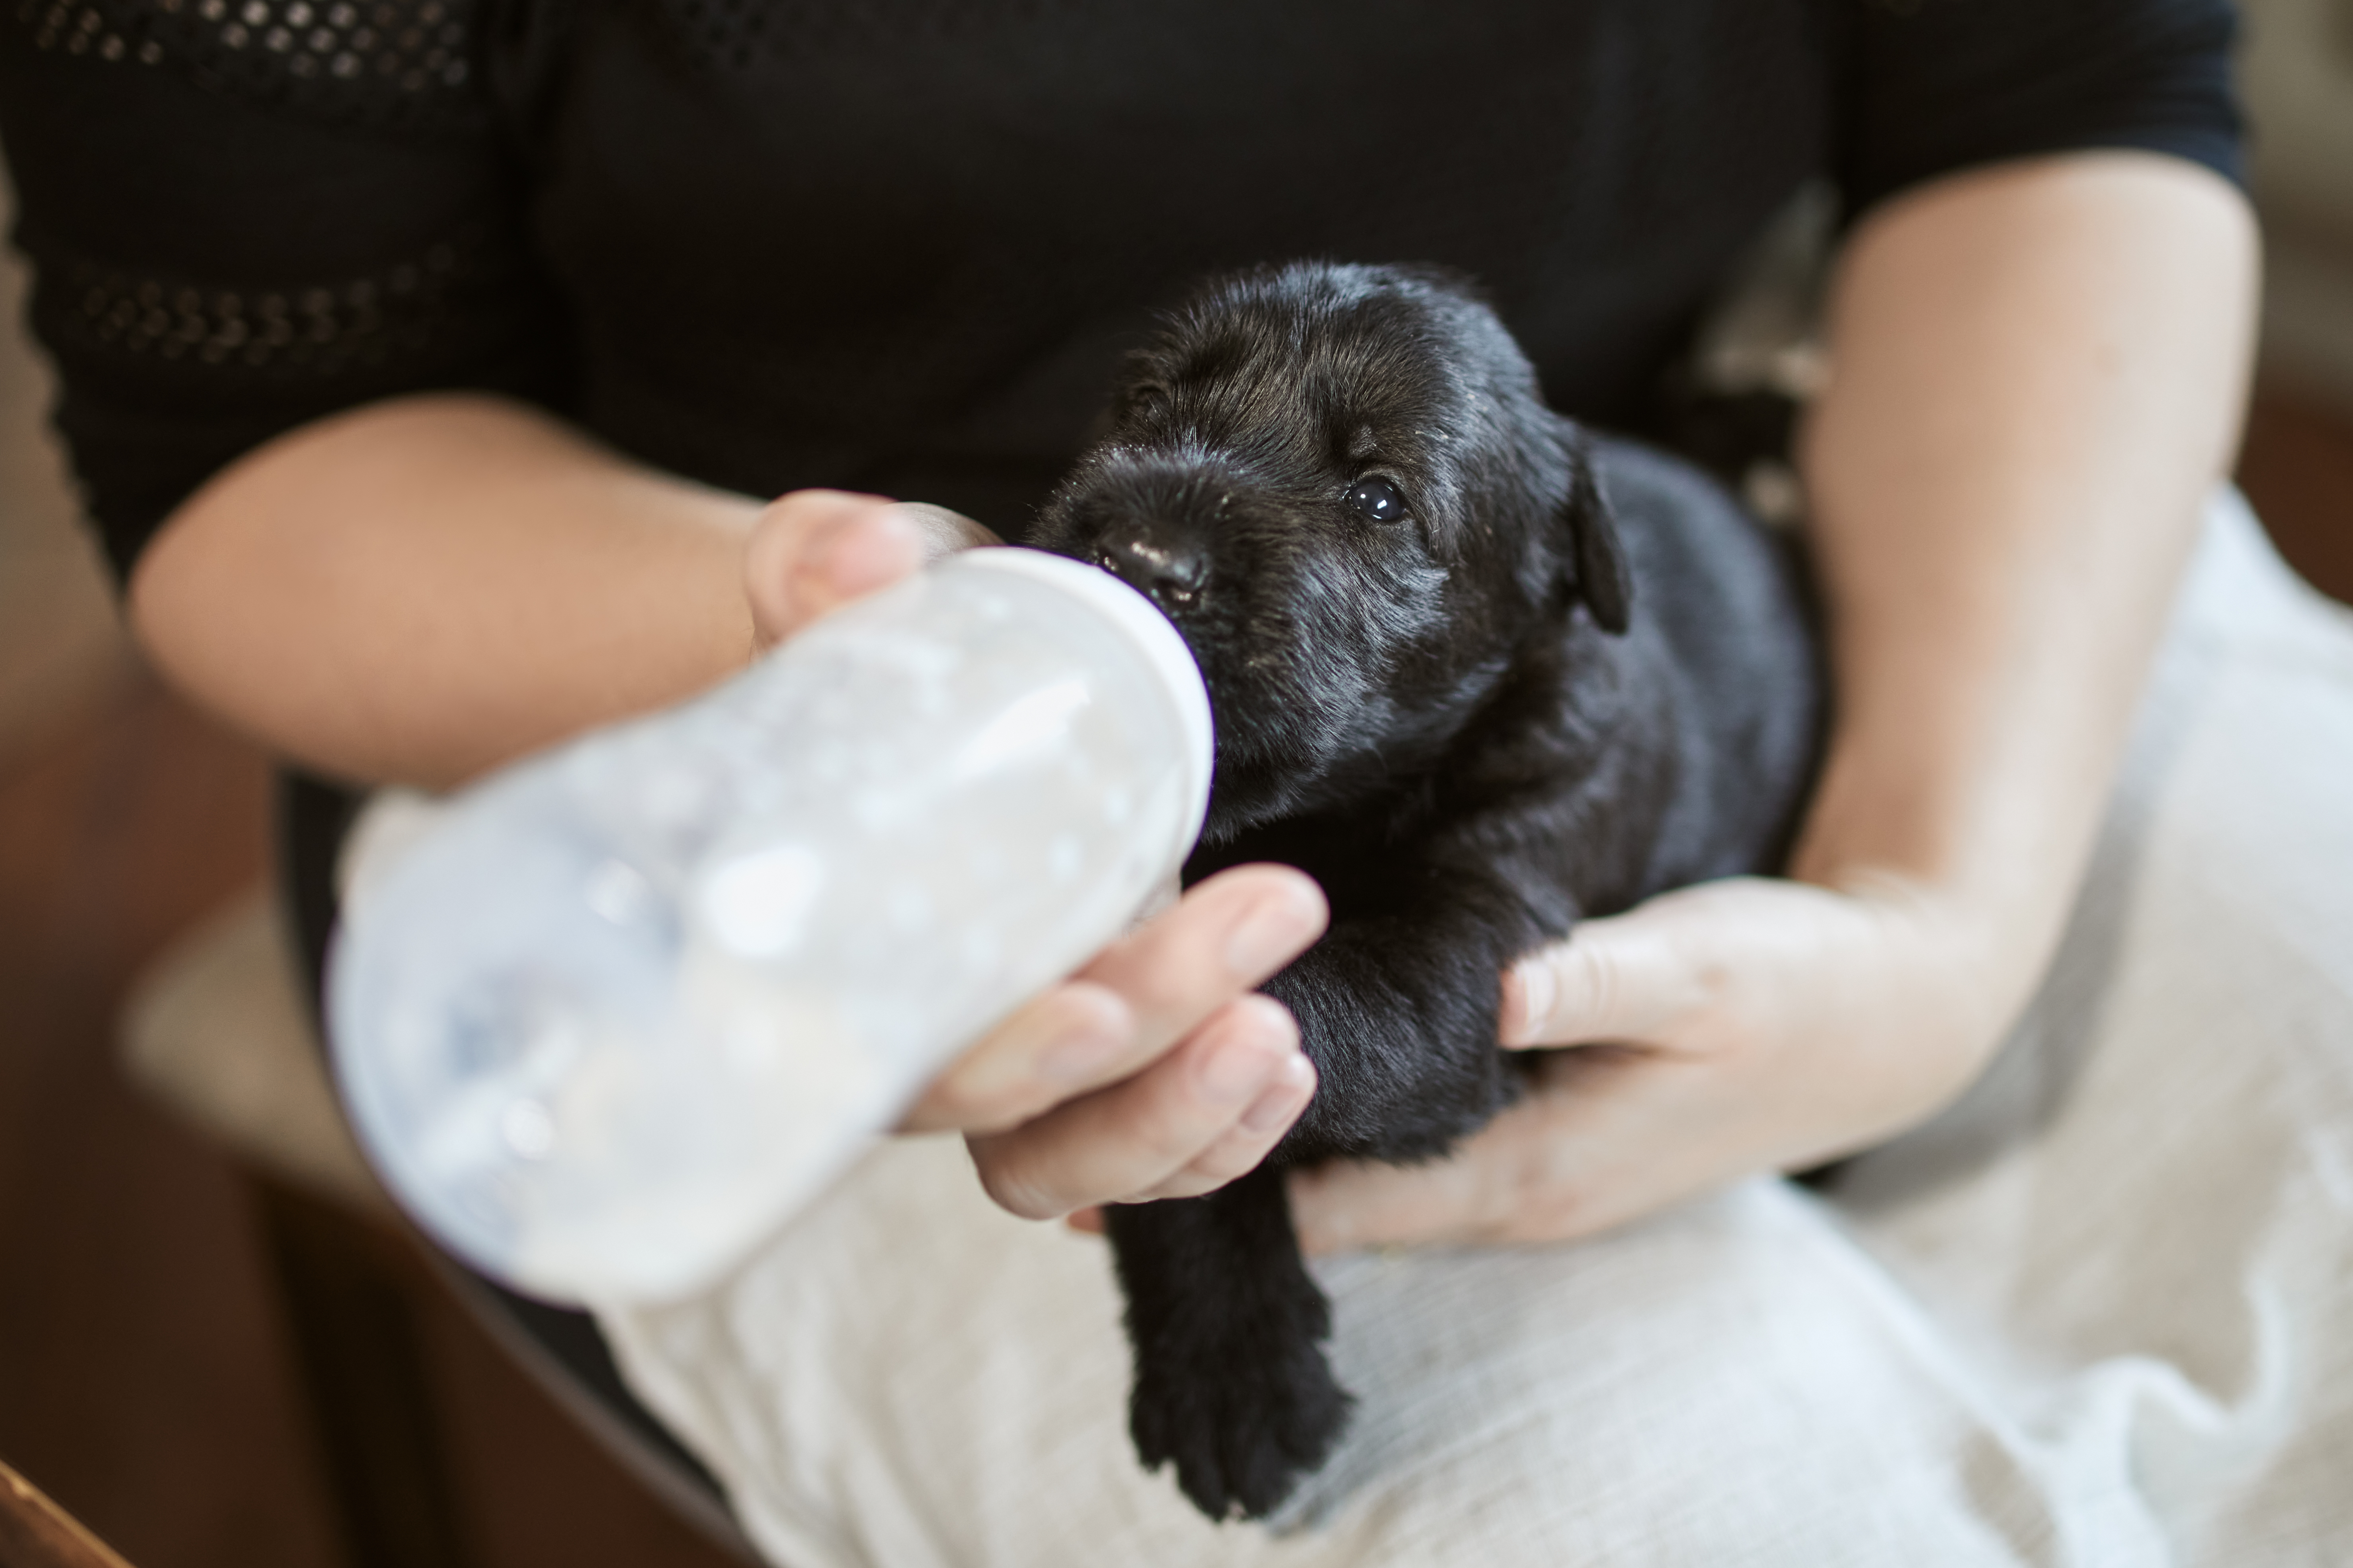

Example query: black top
[3,0,2240,585]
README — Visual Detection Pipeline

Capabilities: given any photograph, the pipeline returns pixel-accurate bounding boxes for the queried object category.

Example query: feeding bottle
[328,548,1212,1305]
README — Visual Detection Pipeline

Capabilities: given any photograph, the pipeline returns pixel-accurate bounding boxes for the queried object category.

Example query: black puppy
[1027,262,1822,1522]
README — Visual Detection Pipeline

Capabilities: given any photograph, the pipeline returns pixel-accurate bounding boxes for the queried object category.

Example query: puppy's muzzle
[1095,534,1208,610]
[1062,456,1230,615]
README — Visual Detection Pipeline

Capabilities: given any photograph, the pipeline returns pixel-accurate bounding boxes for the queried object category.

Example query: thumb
[744,490,926,650]
[1500,895,1721,1048]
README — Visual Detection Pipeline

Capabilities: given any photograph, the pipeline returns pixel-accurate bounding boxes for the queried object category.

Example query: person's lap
[592,491,2353,1565]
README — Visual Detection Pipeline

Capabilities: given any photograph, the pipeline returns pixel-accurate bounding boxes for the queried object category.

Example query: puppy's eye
[1344,477,1408,524]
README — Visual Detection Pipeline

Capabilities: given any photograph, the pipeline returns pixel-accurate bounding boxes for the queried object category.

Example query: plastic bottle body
[328,550,1211,1306]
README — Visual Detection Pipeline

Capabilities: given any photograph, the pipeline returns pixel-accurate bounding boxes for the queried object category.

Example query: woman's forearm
[1796,151,2258,1053]
[129,393,765,789]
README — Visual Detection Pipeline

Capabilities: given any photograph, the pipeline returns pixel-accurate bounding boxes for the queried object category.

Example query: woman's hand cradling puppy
[1281,873,2014,1254]
[739,487,1332,1220]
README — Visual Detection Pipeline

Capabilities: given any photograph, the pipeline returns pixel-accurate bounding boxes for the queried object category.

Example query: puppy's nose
[1095,534,1209,610]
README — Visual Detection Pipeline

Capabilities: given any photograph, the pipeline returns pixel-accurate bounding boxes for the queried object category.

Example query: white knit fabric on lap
[600,490,2353,1567]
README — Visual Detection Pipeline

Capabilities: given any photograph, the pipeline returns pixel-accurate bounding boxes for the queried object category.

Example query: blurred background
[3,6,2351,1564]
[0,126,744,1568]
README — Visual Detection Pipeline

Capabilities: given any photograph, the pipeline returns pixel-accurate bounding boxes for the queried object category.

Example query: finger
[1065,1207,1105,1236]
[743,490,925,648]
[1074,863,1326,1067]
[1125,1051,1317,1201]
[903,864,1324,1135]
[1285,1149,1513,1255]
[896,981,1131,1134]
[966,993,1301,1219]
[1285,1078,1625,1254]
[1499,897,1719,1048]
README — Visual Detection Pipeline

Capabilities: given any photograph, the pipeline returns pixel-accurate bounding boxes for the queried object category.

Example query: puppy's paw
[1106,1164,1352,1519]
[1130,1331,1353,1521]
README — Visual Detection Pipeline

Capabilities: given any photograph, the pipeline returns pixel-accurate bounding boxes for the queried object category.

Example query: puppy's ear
[1561,429,1632,635]
[1108,349,1172,421]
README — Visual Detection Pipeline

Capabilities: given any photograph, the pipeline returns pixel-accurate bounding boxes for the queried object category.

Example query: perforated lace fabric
[50,230,482,374]
[10,0,478,128]
[6,0,495,396]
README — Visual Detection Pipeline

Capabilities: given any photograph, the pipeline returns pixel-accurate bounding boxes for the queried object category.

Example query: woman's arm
[1283,150,2259,1251]
[132,388,1328,1207]
[131,393,766,790]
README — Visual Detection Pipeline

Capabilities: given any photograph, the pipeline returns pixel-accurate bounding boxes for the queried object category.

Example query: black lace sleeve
[1836,0,2243,218]
[0,0,570,584]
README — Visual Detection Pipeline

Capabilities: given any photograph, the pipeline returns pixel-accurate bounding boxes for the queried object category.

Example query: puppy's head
[1032,262,1630,839]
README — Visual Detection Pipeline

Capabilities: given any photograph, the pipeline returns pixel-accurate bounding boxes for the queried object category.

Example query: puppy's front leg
[1104,1161,1352,1521]
[1264,876,1546,1164]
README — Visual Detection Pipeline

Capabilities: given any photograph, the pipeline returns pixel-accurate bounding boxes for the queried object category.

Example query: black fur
[1027,262,1824,1521]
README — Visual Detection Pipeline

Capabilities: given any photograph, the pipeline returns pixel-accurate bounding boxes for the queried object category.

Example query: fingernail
[1038,1016,1126,1084]
[1505,960,1554,1045]
[1199,1033,1280,1104]
[1238,1054,1316,1133]
[1224,883,1324,976]
[803,509,918,602]
[783,513,857,614]
[885,501,1000,554]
